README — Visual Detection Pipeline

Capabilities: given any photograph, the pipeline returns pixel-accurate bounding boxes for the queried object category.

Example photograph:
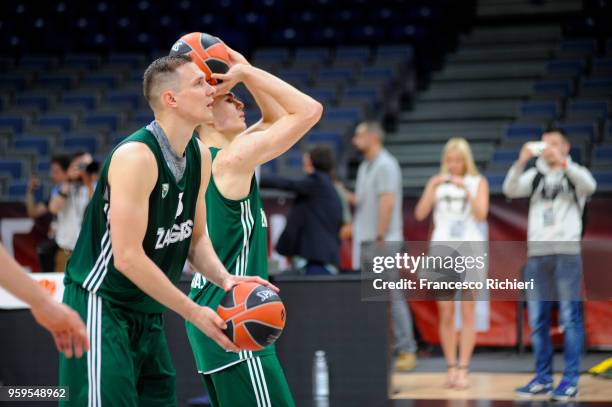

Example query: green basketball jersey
[187,147,273,374]
[64,128,201,314]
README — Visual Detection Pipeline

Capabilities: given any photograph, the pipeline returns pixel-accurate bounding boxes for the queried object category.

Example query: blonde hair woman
[414,137,489,389]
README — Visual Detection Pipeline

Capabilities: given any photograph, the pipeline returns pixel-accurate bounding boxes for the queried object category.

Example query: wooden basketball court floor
[390,372,612,402]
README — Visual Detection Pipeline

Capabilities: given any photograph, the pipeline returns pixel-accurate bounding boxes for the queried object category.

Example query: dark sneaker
[551,379,578,401]
[515,377,553,397]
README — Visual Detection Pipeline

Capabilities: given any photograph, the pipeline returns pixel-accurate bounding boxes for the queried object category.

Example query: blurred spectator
[351,121,417,371]
[261,145,343,274]
[414,137,490,389]
[25,154,71,272]
[48,152,98,272]
[504,128,596,401]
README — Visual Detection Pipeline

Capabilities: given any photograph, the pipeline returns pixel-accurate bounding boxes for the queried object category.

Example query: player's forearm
[188,234,231,288]
[244,80,287,126]
[0,245,53,309]
[113,250,196,320]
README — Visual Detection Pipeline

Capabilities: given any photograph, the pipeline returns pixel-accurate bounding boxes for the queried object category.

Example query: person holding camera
[48,151,99,272]
[503,128,596,401]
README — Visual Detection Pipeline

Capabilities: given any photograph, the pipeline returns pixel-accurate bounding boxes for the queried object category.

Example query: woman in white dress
[414,137,489,389]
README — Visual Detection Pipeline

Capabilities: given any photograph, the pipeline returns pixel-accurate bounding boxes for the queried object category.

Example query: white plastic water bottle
[313,350,329,401]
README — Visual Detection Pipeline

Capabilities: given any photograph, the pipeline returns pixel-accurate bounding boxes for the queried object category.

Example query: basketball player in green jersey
[187,47,322,407]
[59,55,276,406]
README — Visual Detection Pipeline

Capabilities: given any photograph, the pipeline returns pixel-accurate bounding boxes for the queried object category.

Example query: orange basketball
[217,282,286,351]
[169,32,230,84]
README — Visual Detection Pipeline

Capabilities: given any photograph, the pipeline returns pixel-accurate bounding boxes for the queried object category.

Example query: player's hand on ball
[188,305,240,352]
[31,300,89,358]
[211,64,249,94]
[222,275,280,293]
[225,46,250,67]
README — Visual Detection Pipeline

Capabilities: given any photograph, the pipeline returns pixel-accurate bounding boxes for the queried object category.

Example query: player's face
[174,62,215,123]
[211,93,246,135]
[444,149,465,176]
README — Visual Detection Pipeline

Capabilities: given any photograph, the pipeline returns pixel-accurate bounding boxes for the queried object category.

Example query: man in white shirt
[503,128,596,401]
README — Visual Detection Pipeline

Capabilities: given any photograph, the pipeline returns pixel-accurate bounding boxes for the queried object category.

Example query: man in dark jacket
[261,145,343,274]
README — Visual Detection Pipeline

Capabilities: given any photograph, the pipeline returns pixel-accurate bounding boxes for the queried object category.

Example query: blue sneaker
[551,379,578,401]
[515,377,553,397]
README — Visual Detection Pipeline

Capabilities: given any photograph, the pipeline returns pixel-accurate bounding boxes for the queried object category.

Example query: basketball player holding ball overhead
[58,54,275,406]
[170,33,323,406]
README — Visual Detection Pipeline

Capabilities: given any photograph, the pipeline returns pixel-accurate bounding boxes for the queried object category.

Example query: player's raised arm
[0,244,89,358]
[187,140,279,292]
[108,142,239,352]
[211,63,323,171]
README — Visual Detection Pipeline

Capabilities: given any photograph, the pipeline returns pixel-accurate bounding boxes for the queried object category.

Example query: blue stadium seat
[503,123,545,140]
[38,113,75,132]
[62,93,98,110]
[37,72,78,89]
[485,173,507,193]
[14,137,50,156]
[8,180,44,201]
[294,48,331,62]
[567,100,609,121]
[284,148,303,168]
[108,53,146,69]
[134,109,154,124]
[556,121,598,142]
[37,160,50,174]
[318,68,353,83]
[360,67,395,82]
[306,89,337,105]
[64,54,101,70]
[82,72,121,88]
[592,170,612,191]
[0,160,23,179]
[324,107,362,124]
[344,87,380,102]
[15,94,53,111]
[252,48,290,64]
[546,58,585,77]
[62,136,98,155]
[592,57,612,76]
[569,146,585,164]
[111,135,127,148]
[593,144,612,164]
[260,159,278,175]
[533,80,572,98]
[106,90,140,109]
[491,149,519,164]
[278,70,310,88]
[335,46,371,60]
[84,112,121,132]
[519,101,559,121]
[580,77,612,97]
[0,114,27,132]
[376,45,414,63]
[558,39,597,58]
[19,56,58,70]
[0,73,29,92]
[306,131,344,156]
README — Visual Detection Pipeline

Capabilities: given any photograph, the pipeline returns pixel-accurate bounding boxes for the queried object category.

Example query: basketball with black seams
[217,282,286,351]
[169,32,230,84]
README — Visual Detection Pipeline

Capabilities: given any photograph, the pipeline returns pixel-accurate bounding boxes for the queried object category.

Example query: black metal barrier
[0,273,389,407]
